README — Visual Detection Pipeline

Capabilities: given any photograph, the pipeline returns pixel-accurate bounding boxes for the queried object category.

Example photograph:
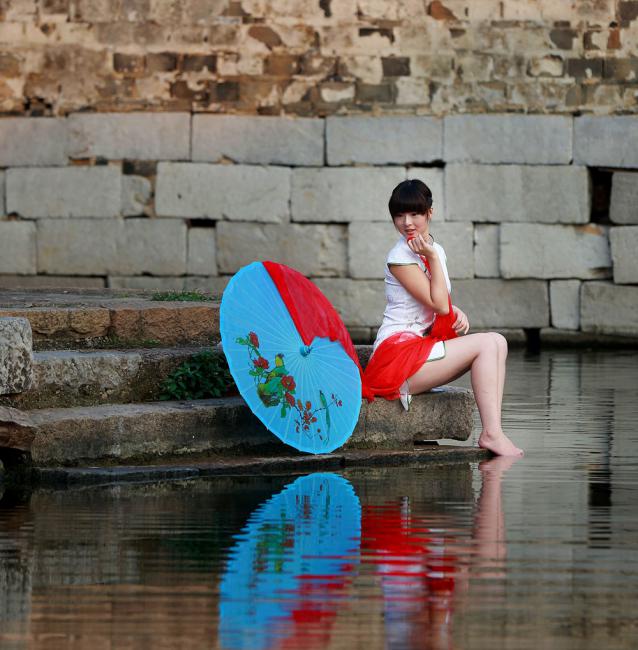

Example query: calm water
[1,349,637,650]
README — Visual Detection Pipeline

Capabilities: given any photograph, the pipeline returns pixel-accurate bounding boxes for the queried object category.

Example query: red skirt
[363,331,441,402]
[363,296,459,402]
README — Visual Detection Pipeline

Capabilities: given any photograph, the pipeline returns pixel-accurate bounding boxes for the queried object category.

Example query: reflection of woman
[472,456,517,578]
[361,456,519,650]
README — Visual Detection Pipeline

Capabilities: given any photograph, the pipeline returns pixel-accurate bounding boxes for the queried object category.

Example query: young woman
[363,179,523,457]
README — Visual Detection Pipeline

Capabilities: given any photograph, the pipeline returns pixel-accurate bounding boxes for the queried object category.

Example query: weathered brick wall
[0,0,637,116]
[1,113,637,340]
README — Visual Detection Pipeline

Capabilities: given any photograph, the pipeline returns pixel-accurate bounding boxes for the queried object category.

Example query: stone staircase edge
[30,446,490,487]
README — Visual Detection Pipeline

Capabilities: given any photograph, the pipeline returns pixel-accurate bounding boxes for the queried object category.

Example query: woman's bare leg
[406,333,522,457]
[489,332,508,414]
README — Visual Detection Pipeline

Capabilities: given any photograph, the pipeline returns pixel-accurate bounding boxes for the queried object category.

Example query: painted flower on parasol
[235,330,341,441]
[220,261,372,454]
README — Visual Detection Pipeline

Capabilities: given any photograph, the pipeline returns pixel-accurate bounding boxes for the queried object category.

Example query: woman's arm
[388,234,450,314]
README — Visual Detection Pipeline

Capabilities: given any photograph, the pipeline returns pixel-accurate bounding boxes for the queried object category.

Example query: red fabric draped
[263,261,375,401]
[363,256,457,402]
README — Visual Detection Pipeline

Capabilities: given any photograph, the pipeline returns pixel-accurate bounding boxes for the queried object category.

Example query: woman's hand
[407,233,438,259]
[452,305,470,335]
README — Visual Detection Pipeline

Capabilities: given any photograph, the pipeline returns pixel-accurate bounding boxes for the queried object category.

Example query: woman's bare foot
[478,430,524,457]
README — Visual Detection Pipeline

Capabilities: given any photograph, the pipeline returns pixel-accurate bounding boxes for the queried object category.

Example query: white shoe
[399,381,412,412]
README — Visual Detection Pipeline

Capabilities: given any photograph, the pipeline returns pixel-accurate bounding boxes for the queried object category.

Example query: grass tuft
[159,350,236,400]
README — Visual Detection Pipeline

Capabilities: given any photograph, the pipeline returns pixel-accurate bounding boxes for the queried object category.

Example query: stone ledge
[29,446,489,486]
[0,275,106,290]
[0,344,504,413]
[348,386,474,450]
[109,276,230,294]
[0,405,36,452]
[18,387,474,466]
[1,347,205,409]
[0,317,33,395]
[540,328,638,347]
[0,288,155,304]
[471,328,528,344]
[0,295,219,347]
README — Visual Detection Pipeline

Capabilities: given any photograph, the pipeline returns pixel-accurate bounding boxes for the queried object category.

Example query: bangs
[388,179,433,217]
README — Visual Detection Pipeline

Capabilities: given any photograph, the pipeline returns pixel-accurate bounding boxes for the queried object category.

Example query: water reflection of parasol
[220,261,371,454]
[218,472,361,650]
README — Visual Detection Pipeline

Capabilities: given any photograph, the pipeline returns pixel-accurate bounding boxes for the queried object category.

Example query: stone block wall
[0,1,637,116]
[1,112,637,340]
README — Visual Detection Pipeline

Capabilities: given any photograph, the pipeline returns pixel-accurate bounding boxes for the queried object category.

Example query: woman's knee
[473,332,499,358]
[488,332,508,358]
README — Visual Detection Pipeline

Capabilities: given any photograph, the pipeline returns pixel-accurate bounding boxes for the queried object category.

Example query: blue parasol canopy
[220,261,362,454]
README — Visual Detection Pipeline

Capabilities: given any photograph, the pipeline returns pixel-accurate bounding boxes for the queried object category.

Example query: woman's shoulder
[386,237,420,265]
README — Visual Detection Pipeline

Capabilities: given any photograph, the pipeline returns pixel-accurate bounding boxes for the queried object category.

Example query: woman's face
[392,210,431,239]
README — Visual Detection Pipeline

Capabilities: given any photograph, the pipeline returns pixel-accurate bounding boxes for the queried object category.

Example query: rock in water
[0,317,33,395]
[0,406,36,451]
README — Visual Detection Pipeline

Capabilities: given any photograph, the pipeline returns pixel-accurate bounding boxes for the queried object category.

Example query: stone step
[8,388,474,468]
[1,346,210,409]
[1,289,534,354]
[0,289,219,349]
[32,446,489,486]
[1,344,376,410]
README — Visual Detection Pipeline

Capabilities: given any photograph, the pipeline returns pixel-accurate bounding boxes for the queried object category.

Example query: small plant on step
[160,351,236,400]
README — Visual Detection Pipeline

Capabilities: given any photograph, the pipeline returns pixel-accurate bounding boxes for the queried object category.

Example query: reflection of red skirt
[363,332,440,402]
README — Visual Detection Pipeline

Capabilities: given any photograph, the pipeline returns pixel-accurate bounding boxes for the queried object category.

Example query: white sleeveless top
[372,236,452,355]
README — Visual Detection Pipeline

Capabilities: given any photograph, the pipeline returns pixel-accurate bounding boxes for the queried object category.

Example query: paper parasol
[220,261,371,454]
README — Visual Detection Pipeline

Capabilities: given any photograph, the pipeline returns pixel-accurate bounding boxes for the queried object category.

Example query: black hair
[388,179,433,218]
